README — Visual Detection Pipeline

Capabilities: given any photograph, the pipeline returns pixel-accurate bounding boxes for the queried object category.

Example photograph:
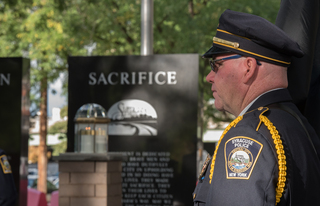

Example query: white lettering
[132,72,136,84]
[88,72,96,85]
[108,72,118,85]
[234,143,250,148]
[88,71,178,85]
[237,173,247,177]
[232,138,253,147]
[138,72,147,85]
[0,73,10,86]
[155,71,166,85]
[167,71,177,84]
[1,73,10,85]
[148,72,153,84]
[121,72,130,84]
[97,73,107,85]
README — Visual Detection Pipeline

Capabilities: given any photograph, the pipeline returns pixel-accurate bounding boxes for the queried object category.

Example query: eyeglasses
[209,55,262,73]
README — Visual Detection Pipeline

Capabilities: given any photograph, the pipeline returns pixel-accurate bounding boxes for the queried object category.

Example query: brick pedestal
[54,153,127,206]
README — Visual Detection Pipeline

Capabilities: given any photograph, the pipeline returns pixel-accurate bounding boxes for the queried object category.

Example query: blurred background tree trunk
[38,74,48,193]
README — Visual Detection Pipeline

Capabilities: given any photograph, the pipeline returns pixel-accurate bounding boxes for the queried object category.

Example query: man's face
[206,54,243,115]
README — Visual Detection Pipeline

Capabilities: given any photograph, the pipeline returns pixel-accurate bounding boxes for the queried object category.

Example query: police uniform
[193,10,320,205]
[0,149,17,206]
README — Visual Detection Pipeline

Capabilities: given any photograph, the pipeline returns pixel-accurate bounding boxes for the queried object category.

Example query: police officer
[193,9,320,205]
[0,149,17,206]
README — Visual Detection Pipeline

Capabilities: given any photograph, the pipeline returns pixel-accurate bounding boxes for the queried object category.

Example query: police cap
[202,10,304,67]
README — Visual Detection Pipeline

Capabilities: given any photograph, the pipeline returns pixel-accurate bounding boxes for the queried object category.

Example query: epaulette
[209,107,286,205]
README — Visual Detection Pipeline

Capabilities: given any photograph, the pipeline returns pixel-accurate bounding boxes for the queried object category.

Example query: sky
[47,74,66,117]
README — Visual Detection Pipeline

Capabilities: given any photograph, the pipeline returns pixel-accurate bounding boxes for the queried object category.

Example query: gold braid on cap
[209,108,286,205]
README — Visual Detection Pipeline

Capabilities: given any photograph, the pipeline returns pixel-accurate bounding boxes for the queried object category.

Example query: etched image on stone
[107,99,157,136]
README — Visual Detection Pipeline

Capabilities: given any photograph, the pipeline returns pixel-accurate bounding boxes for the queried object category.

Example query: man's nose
[206,71,215,83]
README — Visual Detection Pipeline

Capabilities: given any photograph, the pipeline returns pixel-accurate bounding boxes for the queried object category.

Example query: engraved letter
[121,72,130,85]
[88,72,96,85]
[97,73,107,85]
[108,72,119,85]
[138,72,147,85]
[167,71,177,84]
[155,72,166,85]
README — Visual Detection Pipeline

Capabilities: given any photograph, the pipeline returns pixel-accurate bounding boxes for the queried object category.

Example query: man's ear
[242,57,258,84]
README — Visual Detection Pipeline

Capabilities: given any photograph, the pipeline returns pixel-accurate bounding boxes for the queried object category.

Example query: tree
[0,0,68,193]
[20,0,68,194]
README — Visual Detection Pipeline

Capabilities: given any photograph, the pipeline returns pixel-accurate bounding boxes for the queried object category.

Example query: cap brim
[201,45,232,58]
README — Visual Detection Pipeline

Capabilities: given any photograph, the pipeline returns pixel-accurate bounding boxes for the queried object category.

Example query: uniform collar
[238,88,292,116]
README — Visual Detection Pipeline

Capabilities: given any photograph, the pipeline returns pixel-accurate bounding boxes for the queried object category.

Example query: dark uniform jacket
[0,149,17,206]
[193,89,320,205]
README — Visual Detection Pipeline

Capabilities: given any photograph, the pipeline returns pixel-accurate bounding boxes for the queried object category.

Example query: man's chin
[214,102,224,111]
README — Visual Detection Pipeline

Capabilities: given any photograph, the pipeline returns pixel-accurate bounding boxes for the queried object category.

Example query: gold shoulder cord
[209,108,286,205]
[209,115,243,184]
[257,110,286,205]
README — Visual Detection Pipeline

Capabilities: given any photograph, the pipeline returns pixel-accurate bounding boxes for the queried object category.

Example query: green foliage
[31,178,58,193]
[60,0,141,56]
[51,140,67,156]
[60,105,67,119]
[48,119,67,155]
[0,0,68,74]
[48,120,67,134]
[0,0,69,118]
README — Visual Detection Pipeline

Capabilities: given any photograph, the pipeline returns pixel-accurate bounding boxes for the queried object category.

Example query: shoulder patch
[0,155,12,174]
[224,136,263,179]
[198,154,211,180]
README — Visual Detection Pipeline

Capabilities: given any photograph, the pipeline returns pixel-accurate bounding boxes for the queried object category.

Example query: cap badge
[213,37,239,48]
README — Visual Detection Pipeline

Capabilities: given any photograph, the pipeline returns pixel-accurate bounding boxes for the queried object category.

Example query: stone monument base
[54,153,127,206]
